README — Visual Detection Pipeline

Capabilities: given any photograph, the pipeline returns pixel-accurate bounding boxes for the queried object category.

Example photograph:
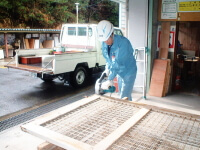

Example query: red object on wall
[20,57,42,64]
[158,31,175,48]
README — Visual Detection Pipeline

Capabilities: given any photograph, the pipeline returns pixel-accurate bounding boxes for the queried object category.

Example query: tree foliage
[0,0,119,28]
[83,0,119,26]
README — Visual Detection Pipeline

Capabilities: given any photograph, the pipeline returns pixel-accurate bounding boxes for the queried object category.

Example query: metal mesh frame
[41,98,140,146]
[109,110,200,150]
[21,96,200,150]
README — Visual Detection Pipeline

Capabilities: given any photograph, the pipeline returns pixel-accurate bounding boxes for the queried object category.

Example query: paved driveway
[0,68,98,117]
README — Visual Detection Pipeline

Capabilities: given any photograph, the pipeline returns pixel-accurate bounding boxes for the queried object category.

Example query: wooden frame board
[159,22,170,59]
[4,64,53,74]
[148,59,169,97]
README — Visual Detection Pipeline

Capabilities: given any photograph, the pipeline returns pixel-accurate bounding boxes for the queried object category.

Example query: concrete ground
[106,91,200,114]
[0,91,96,150]
[0,57,200,150]
[0,91,200,150]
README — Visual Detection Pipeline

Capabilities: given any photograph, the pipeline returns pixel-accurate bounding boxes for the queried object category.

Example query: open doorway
[175,21,200,96]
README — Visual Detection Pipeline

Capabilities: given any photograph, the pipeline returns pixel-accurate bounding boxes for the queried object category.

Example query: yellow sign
[179,1,200,11]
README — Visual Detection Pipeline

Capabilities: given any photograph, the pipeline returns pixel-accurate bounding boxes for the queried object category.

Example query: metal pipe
[146,0,154,92]
[75,3,79,24]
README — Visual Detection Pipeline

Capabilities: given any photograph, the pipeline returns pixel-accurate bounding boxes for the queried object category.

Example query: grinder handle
[98,72,107,83]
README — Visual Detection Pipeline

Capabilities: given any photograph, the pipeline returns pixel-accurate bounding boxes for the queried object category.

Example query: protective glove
[103,69,110,77]
[101,80,113,90]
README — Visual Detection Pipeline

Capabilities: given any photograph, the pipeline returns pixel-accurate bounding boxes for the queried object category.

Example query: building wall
[119,2,127,36]
[128,0,148,48]
[127,0,149,92]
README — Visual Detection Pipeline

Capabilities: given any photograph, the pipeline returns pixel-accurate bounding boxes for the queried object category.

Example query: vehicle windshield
[114,29,123,36]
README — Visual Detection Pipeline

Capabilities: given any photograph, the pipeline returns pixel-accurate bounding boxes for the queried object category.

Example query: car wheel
[71,66,88,88]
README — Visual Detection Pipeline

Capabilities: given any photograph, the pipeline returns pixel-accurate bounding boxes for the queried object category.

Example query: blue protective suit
[102,35,137,101]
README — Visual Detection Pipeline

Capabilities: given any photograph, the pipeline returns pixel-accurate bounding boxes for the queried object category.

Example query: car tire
[71,66,88,88]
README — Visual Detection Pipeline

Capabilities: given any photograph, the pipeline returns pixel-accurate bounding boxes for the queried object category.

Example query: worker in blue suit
[96,20,137,101]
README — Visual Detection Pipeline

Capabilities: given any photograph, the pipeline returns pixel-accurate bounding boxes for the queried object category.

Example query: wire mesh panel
[41,97,140,146]
[109,110,200,150]
[21,95,200,150]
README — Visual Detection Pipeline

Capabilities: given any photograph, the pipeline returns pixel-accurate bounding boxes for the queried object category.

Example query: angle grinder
[95,72,116,95]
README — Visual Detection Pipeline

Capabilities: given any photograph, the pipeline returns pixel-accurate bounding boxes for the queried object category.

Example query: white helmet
[96,20,114,41]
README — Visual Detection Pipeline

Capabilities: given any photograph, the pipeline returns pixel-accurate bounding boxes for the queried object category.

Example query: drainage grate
[0,90,94,132]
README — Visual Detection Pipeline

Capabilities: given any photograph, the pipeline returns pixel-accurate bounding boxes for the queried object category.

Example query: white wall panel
[128,0,148,48]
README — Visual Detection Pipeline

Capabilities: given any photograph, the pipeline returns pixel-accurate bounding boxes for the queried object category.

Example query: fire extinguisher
[175,75,181,90]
